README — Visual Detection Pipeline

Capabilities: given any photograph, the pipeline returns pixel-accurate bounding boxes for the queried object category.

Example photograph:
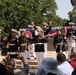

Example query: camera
[10,53,18,58]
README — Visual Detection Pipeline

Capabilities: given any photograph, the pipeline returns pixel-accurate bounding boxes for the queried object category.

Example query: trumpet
[6,42,9,48]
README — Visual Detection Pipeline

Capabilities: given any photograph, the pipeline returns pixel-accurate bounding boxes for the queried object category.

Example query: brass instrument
[6,42,9,48]
[20,36,28,52]
[6,37,13,48]
[69,30,75,42]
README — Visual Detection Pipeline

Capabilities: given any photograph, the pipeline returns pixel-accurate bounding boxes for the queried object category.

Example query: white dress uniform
[44,43,48,57]
[66,22,76,58]
[26,25,36,59]
[67,36,76,56]
[28,43,36,59]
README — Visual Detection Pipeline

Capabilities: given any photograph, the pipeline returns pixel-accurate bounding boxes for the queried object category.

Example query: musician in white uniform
[66,22,76,57]
[26,25,36,59]
[18,29,28,60]
[7,29,18,52]
[53,29,66,53]
[34,30,48,66]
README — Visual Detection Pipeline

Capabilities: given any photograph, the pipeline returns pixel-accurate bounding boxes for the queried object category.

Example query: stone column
[71,0,76,21]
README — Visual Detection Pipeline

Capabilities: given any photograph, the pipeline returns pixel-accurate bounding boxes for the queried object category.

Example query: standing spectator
[57,52,74,75]
[36,58,64,75]
[66,22,76,57]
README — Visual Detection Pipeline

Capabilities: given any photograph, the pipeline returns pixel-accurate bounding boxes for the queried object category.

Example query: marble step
[28,51,68,69]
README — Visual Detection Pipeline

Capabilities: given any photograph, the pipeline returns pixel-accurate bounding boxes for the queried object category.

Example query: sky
[55,0,73,19]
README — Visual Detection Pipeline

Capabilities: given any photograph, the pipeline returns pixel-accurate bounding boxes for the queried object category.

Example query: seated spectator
[0,54,14,75]
[69,52,76,69]
[71,69,76,75]
[57,52,74,75]
[0,63,8,75]
[1,53,29,75]
[14,54,29,75]
[36,58,64,75]
[5,59,15,75]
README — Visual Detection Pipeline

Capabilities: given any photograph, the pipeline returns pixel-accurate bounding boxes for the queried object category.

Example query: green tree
[0,0,67,34]
[68,11,73,21]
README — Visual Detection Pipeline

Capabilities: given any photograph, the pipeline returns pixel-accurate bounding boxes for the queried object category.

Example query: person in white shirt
[57,52,74,75]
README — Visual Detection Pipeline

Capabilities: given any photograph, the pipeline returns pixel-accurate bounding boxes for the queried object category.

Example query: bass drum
[24,29,32,39]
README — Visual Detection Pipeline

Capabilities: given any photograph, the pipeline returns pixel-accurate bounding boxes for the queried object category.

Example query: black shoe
[27,58,30,59]
[34,58,36,59]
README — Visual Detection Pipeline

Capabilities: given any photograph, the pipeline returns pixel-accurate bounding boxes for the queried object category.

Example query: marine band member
[66,22,76,57]
[18,29,27,52]
[7,29,18,52]
[25,25,36,59]
[34,30,48,66]
[1,36,8,55]
[42,21,52,36]
[53,29,66,53]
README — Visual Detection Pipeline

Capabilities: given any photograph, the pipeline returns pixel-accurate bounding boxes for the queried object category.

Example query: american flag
[64,27,68,33]
[48,28,56,37]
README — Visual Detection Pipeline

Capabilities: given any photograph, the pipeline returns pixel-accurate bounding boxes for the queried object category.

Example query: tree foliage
[0,0,67,34]
[68,11,73,21]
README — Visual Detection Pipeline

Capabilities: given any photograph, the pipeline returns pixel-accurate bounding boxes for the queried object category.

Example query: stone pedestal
[47,37,55,51]
[71,0,76,21]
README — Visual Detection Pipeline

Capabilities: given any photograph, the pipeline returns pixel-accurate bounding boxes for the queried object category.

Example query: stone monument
[71,0,76,21]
